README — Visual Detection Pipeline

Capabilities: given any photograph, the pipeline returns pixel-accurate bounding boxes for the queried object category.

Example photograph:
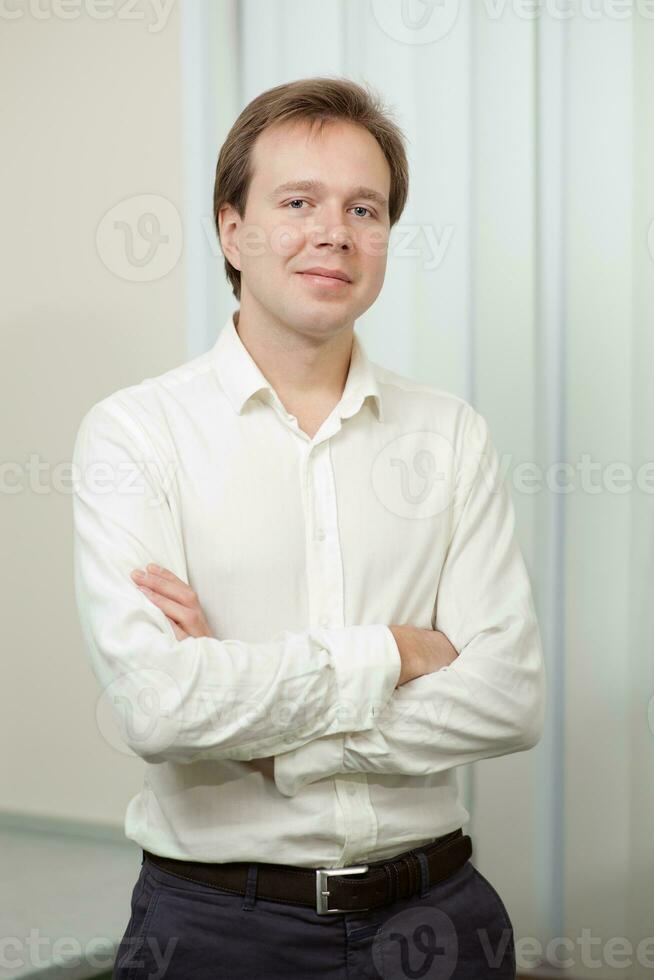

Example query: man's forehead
[252,117,383,164]
[249,121,390,199]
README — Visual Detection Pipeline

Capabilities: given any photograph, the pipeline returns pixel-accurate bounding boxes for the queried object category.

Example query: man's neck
[233,304,355,418]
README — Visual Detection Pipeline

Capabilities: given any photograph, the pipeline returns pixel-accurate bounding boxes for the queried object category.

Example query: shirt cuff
[322,624,402,733]
[274,732,345,797]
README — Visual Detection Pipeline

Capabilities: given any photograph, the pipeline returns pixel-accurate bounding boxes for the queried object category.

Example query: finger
[146,563,178,581]
[146,563,190,587]
[137,585,190,625]
[131,567,195,606]
[166,614,188,641]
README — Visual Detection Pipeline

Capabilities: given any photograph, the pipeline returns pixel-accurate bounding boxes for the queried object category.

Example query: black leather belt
[142,828,472,915]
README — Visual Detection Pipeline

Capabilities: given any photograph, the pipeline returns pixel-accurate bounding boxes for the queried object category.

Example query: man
[72,76,545,979]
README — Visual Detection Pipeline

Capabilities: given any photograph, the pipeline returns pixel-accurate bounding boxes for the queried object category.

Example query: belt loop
[382,862,395,904]
[416,850,430,898]
[404,854,416,897]
[390,859,400,902]
[241,863,259,911]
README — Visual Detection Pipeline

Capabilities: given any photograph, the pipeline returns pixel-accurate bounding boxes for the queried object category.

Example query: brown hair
[213,75,410,301]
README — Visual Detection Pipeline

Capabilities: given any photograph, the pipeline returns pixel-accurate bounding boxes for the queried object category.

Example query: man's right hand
[389,625,459,686]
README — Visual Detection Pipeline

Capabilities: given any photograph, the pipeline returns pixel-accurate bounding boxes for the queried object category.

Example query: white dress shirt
[72,310,546,868]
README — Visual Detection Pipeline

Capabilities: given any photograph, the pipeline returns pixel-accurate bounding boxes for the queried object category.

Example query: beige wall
[1,1,186,826]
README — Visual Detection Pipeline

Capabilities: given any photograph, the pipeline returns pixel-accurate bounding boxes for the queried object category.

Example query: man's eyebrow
[267,179,388,210]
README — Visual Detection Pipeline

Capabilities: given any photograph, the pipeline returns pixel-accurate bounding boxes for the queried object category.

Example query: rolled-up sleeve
[274,407,546,796]
[72,397,401,766]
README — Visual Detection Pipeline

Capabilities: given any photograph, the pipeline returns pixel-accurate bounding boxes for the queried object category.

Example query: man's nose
[309,216,353,249]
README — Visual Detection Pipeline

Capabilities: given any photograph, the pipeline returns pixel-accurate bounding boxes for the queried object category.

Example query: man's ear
[218,203,242,272]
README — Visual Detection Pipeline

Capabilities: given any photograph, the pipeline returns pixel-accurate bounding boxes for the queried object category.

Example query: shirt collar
[211,312,384,423]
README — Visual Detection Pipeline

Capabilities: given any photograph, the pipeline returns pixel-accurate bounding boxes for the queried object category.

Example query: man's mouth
[296,268,352,288]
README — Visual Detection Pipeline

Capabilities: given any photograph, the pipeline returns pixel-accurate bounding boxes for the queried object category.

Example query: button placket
[302,435,380,865]
[305,442,342,630]
[334,777,378,865]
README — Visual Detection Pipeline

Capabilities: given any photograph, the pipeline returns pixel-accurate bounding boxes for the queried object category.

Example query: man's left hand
[130,564,212,641]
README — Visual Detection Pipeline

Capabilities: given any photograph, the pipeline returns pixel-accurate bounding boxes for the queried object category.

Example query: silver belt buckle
[315,864,369,915]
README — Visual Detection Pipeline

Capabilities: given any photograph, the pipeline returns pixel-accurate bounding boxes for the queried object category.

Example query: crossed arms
[72,395,546,792]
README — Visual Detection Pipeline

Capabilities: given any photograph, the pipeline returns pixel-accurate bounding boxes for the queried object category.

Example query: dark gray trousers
[112,850,516,979]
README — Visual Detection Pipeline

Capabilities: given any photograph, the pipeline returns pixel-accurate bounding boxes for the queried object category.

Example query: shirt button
[347,785,357,796]
[315,529,326,541]
[319,615,329,627]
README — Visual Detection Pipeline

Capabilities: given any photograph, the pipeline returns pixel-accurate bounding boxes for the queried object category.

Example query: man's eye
[285,200,374,218]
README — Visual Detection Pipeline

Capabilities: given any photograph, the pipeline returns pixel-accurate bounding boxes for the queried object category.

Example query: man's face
[220,117,392,338]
